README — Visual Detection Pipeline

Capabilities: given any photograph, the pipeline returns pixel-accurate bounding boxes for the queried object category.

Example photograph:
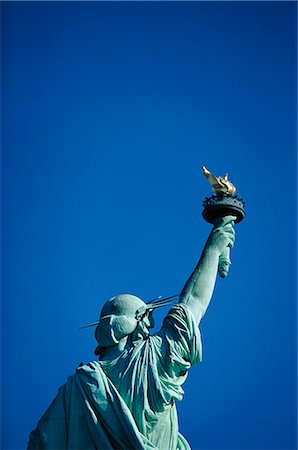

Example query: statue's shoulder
[74,360,103,377]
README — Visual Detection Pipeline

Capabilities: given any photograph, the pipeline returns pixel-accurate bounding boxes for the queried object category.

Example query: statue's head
[91,293,178,355]
[94,294,153,355]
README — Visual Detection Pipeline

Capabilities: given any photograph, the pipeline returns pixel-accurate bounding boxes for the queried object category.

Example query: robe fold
[28,304,202,450]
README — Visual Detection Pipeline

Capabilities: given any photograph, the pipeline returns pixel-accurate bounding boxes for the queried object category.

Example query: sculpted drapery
[28,305,201,450]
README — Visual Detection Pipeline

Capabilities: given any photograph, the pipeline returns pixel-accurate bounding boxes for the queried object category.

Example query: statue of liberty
[28,169,243,450]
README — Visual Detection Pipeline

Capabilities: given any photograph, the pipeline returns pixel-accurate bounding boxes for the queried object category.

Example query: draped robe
[28,304,202,450]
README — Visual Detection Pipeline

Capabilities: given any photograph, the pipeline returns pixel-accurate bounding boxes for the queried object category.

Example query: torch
[202,166,245,278]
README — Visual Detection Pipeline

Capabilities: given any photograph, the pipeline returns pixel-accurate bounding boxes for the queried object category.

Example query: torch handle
[218,246,231,278]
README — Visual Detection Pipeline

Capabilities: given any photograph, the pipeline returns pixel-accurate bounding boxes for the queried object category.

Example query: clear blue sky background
[1,2,297,449]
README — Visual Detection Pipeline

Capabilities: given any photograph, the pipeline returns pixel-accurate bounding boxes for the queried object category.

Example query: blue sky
[1,2,297,449]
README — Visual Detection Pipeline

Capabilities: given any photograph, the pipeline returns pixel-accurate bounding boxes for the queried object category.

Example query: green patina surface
[28,216,236,450]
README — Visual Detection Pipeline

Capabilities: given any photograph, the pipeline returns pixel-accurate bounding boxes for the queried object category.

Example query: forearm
[179,244,220,324]
[179,216,236,325]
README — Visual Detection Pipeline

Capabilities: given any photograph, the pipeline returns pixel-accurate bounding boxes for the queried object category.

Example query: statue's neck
[100,335,129,361]
[99,324,150,362]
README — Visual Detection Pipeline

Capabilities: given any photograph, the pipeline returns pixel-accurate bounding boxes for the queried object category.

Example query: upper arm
[158,304,202,377]
[179,294,204,325]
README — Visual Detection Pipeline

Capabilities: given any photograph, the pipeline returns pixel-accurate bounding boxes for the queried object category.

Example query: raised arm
[179,216,236,325]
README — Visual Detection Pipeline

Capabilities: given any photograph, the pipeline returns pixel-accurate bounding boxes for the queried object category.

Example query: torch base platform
[202,194,245,224]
